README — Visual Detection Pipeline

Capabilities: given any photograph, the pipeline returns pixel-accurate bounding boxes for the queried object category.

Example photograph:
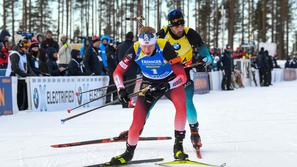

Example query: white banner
[28,76,109,112]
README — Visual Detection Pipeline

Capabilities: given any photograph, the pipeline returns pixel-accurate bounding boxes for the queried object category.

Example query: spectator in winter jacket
[80,37,90,58]
[0,29,11,44]
[58,34,72,68]
[83,36,104,75]
[105,42,119,103]
[28,41,42,76]
[290,57,297,68]
[115,32,139,107]
[285,58,291,68]
[0,30,11,68]
[0,39,10,69]
[41,30,59,51]
[265,51,273,86]
[221,45,234,90]
[68,49,86,76]
[256,47,266,86]
[5,38,30,110]
[5,38,31,77]
[37,34,44,48]
[99,35,110,74]
[46,47,65,76]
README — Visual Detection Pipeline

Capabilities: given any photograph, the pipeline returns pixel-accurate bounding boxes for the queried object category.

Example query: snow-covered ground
[1,80,297,167]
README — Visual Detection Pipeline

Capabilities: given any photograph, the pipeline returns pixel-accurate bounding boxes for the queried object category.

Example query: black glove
[118,88,129,106]
[146,82,170,98]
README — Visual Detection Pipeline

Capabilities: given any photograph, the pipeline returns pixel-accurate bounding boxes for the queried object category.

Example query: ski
[85,158,164,167]
[51,136,171,148]
[157,159,226,167]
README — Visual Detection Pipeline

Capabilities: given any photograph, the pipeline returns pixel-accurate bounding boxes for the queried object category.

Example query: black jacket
[41,38,59,51]
[83,46,104,75]
[28,54,40,76]
[9,51,30,77]
[46,48,61,76]
[221,51,233,72]
[68,59,86,76]
[105,45,117,73]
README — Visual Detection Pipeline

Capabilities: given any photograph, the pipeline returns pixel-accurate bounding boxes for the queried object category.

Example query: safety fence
[1,61,297,115]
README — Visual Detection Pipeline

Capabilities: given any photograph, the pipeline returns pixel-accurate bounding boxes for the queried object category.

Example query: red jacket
[0,46,9,65]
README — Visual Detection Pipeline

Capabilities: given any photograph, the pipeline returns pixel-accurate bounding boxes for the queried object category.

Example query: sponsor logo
[172,78,183,87]
[141,59,162,65]
[173,43,181,50]
[77,86,82,105]
[47,90,75,104]
[33,88,39,109]
[119,61,128,69]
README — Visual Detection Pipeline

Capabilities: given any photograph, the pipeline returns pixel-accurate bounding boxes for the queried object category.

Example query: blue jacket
[99,43,108,69]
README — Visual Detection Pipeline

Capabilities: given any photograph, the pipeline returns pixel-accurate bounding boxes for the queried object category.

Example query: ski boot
[190,123,202,158]
[109,142,136,165]
[173,130,189,160]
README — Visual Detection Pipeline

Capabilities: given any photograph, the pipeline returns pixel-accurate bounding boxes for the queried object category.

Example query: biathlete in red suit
[109,26,188,165]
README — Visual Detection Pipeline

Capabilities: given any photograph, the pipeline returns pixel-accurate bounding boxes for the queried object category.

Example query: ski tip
[50,145,58,148]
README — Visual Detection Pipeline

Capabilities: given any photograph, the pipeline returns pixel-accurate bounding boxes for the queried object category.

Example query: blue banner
[192,72,210,94]
[0,69,6,76]
[0,77,13,115]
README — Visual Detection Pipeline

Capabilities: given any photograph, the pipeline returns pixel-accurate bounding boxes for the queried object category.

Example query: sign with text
[192,72,210,94]
[28,76,109,112]
[0,77,13,115]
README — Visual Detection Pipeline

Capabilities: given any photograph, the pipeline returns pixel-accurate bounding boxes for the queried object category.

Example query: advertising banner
[283,69,297,81]
[0,77,13,115]
[29,76,109,112]
[191,72,210,94]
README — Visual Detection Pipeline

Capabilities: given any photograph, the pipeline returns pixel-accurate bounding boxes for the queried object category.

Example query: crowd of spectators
[0,29,140,109]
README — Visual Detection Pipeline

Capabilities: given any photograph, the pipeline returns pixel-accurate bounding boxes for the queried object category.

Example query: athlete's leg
[184,80,202,158]
[168,86,188,160]
[110,95,158,165]
[184,80,198,124]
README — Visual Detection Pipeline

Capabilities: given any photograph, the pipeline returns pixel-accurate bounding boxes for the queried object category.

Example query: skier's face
[140,44,155,56]
[170,24,184,37]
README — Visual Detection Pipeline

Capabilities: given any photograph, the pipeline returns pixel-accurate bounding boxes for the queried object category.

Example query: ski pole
[61,86,150,124]
[68,81,136,113]
[184,62,204,69]
[75,76,141,96]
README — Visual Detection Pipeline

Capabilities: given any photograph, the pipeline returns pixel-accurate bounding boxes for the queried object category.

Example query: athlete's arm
[186,28,212,64]
[113,46,136,90]
[162,42,187,89]
[168,63,187,89]
[186,28,204,47]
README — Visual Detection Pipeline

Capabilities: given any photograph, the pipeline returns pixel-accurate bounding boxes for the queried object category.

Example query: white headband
[139,33,157,45]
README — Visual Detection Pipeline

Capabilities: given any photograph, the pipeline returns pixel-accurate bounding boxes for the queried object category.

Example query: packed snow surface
[1,80,297,167]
